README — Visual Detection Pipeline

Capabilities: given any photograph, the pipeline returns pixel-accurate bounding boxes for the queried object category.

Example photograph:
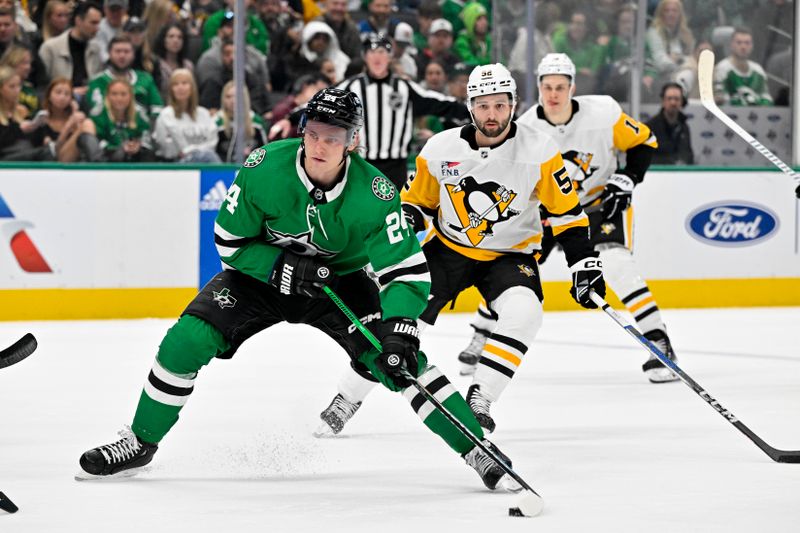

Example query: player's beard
[475,115,512,138]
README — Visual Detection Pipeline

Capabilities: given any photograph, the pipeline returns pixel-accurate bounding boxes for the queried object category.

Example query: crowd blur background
[0,0,794,166]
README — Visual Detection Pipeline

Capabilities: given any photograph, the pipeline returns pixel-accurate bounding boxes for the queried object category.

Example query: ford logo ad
[686,203,779,247]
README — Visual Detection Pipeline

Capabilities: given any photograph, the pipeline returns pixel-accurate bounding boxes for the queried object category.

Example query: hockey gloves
[601,172,635,220]
[269,251,336,298]
[402,203,427,233]
[569,256,606,309]
[375,318,421,390]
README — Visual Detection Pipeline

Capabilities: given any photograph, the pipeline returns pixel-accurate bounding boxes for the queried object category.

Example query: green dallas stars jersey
[215,138,431,320]
[713,58,773,106]
[87,69,164,121]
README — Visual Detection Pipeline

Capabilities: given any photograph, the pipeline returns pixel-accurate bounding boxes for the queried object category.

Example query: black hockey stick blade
[589,291,800,464]
[0,333,37,369]
[0,491,19,513]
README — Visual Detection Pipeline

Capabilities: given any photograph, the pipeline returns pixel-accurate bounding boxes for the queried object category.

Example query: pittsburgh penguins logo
[445,176,519,246]
[562,150,599,191]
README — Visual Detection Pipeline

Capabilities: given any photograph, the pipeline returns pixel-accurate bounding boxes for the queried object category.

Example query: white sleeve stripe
[214,222,245,241]
[374,250,427,278]
[152,360,196,388]
[379,273,431,288]
[549,212,588,227]
[215,243,238,258]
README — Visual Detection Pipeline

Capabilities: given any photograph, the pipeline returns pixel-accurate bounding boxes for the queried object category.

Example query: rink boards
[0,166,798,320]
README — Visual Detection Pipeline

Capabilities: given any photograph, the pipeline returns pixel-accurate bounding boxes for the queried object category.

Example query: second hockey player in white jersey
[458,54,680,413]
[313,62,605,437]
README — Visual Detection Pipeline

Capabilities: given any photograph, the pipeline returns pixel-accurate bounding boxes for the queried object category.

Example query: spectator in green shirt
[453,1,491,68]
[550,9,603,94]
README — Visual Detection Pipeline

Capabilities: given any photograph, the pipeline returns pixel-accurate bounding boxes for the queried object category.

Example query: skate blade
[645,368,680,384]
[499,474,523,493]
[459,362,477,376]
[74,466,148,482]
[312,421,340,439]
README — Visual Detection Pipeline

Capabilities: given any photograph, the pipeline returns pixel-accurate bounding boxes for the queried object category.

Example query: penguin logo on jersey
[445,176,519,246]
[600,222,616,235]
[517,264,536,277]
[561,150,598,191]
[212,288,237,309]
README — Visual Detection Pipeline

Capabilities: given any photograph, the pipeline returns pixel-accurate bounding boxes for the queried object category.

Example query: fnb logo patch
[0,194,52,273]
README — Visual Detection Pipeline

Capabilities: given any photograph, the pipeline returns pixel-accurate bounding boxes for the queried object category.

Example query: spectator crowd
[0,0,792,163]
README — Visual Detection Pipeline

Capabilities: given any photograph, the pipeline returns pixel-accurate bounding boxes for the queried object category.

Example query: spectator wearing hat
[646,82,694,165]
[391,21,417,80]
[96,0,129,61]
[416,18,460,78]
[453,1,491,68]
[357,0,399,41]
[201,0,269,56]
[314,0,361,59]
[38,1,104,98]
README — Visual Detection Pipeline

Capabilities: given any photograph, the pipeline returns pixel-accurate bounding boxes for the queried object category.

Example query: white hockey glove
[601,173,635,220]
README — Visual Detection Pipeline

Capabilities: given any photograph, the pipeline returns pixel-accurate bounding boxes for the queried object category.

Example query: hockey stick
[0,333,37,369]
[323,286,544,517]
[589,290,800,463]
[448,198,504,233]
[698,49,800,196]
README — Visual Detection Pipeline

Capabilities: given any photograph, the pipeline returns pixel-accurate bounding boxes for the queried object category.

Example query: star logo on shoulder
[213,288,237,309]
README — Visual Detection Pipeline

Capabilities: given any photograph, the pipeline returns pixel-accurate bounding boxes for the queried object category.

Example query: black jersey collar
[459,121,518,152]
[296,147,350,203]
[536,99,580,126]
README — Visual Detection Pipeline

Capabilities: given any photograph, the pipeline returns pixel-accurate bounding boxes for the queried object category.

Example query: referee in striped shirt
[337,33,471,189]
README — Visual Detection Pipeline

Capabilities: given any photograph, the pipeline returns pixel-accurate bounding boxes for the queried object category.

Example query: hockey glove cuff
[268,251,336,298]
[601,173,634,220]
[569,256,605,309]
[402,203,427,234]
[376,318,421,389]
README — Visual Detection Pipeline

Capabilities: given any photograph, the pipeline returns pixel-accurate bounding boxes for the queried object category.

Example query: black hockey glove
[376,318,421,389]
[402,203,427,233]
[569,256,606,309]
[601,173,635,220]
[269,251,336,298]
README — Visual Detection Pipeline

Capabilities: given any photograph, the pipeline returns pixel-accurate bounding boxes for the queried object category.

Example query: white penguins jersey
[402,123,588,261]
[517,95,658,207]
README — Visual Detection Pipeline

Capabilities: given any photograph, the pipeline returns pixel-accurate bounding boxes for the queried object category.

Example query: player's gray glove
[376,318,420,389]
[569,256,605,309]
[269,251,336,298]
[601,172,635,220]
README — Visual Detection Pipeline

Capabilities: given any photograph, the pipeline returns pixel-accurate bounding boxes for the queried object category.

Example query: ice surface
[1,308,799,532]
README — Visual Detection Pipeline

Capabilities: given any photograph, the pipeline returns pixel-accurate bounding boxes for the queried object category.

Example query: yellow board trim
[484,343,522,367]
[0,288,196,321]
[447,278,800,313]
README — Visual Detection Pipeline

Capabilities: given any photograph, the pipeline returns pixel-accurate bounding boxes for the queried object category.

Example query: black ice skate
[458,330,487,376]
[467,384,496,433]
[76,427,158,480]
[313,393,362,437]
[463,440,521,492]
[642,329,680,383]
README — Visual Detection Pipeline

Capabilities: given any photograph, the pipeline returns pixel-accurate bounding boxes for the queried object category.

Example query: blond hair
[0,65,23,126]
[652,0,695,54]
[105,78,138,129]
[0,45,31,71]
[168,68,198,120]
[220,81,255,139]
[42,0,69,41]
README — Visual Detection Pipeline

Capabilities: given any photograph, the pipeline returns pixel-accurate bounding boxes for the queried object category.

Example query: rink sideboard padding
[0,165,798,320]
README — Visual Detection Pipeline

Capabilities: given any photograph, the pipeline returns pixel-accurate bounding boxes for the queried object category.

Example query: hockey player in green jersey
[77,87,522,492]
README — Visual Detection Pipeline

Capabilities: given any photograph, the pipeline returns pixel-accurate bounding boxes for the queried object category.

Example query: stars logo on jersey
[562,150,599,190]
[517,264,536,277]
[264,228,336,257]
[243,148,266,168]
[213,288,237,309]
[371,176,395,201]
[445,176,519,246]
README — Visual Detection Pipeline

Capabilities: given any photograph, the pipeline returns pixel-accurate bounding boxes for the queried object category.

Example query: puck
[0,491,18,513]
[508,507,524,517]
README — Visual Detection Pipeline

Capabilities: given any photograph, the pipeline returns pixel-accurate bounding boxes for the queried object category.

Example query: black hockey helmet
[299,88,364,143]
[362,32,392,53]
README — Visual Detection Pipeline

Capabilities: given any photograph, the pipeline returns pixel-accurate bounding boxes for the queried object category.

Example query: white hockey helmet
[537,53,576,84]
[466,63,517,111]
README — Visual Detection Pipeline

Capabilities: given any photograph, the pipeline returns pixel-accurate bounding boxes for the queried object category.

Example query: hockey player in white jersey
[314,62,605,436]
[458,54,680,404]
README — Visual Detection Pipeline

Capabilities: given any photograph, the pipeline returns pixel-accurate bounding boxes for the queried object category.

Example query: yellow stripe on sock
[484,344,522,367]
[628,296,655,313]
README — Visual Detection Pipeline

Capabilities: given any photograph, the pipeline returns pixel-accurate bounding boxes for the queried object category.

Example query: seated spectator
[315,0,361,59]
[550,9,603,94]
[143,0,178,52]
[0,5,34,59]
[646,82,694,165]
[453,1,491,68]
[124,17,163,99]
[319,58,340,83]
[270,72,329,137]
[88,77,155,161]
[86,35,164,122]
[153,23,194,102]
[38,1,104,99]
[357,0,399,40]
[413,0,441,51]
[441,0,490,37]
[198,38,269,116]
[391,21,417,80]
[713,27,772,106]
[215,81,267,162]
[96,0,128,60]
[508,1,558,83]
[259,0,302,92]
[0,65,55,160]
[40,0,72,42]
[31,78,102,162]
[416,18,460,77]
[0,45,37,117]
[420,58,446,93]
[286,21,350,85]
[153,69,220,162]
[201,1,269,56]
[646,0,696,95]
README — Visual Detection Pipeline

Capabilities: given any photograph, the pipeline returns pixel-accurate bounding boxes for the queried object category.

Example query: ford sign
[687,203,779,246]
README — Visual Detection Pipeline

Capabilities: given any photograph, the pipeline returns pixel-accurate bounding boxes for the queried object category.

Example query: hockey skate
[313,393,362,437]
[76,427,158,480]
[642,329,680,383]
[463,440,521,492]
[458,330,487,376]
[467,384,496,433]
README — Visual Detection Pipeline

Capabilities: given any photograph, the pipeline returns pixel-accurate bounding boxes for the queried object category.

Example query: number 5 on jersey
[225,184,241,214]
[553,166,573,194]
